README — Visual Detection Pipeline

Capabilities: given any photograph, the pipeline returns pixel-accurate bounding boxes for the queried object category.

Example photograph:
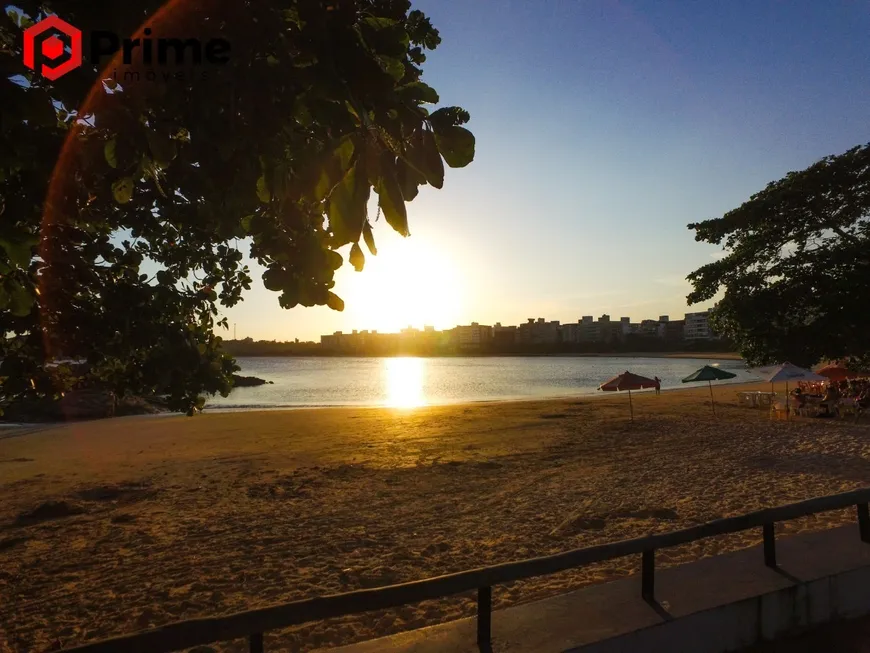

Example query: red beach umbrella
[817,364,864,382]
[599,371,658,421]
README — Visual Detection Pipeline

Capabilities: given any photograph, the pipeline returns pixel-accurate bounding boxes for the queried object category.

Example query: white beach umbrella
[753,363,827,419]
[756,362,826,384]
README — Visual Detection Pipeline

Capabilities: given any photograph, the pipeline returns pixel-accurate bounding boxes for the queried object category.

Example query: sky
[221,0,870,342]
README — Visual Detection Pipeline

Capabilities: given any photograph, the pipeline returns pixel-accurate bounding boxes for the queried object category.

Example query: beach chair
[838,399,857,419]
[793,402,812,418]
[737,392,753,408]
[758,393,776,409]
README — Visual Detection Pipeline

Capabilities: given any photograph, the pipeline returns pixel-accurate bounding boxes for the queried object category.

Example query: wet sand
[2,382,869,652]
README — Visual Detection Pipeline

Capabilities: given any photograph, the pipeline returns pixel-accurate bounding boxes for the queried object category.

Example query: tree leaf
[314,137,356,201]
[362,16,398,30]
[434,126,475,168]
[397,81,439,105]
[256,175,271,203]
[327,250,344,271]
[405,130,444,189]
[262,265,290,292]
[104,138,118,168]
[327,158,368,247]
[9,284,32,317]
[429,106,471,129]
[378,56,405,81]
[326,291,345,311]
[349,242,365,272]
[377,156,409,237]
[363,221,377,255]
[397,157,423,201]
[112,177,134,204]
[0,238,34,268]
[422,130,444,189]
[335,135,356,171]
[360,17,410,56]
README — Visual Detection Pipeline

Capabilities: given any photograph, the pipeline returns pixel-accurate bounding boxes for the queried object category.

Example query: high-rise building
[518,318,560,344]
[493,323,518,345]
[684,309,716,340]
[456,322,493,349]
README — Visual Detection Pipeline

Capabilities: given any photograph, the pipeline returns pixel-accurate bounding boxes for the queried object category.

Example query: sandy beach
[2,382,869,652]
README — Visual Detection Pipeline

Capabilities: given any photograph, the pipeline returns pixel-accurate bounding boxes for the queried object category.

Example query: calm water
[206,356,760,410]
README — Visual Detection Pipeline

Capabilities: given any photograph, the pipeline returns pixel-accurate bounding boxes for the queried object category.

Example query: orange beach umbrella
[599,371,658,421]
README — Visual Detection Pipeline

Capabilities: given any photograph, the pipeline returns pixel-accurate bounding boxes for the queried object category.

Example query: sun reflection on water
[385,357,425,408]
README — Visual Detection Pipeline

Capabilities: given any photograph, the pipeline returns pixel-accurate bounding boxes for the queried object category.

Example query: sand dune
[2,382,869,652]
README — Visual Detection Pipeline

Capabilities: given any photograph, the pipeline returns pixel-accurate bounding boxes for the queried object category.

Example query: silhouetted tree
[0,0,474,413]
[687,144,870,369]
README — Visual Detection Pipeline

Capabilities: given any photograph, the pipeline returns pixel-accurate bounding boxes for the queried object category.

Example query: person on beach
[818,383,840,418]
[654,377,661,395]
[792,387,807,413]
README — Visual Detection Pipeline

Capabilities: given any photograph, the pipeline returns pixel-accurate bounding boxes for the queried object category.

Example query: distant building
[639,319,661,337]
[560,322,581,344]
[656,316,669,339]
[684,309,716,340]
[577,315,619,342]
[578,315,598,342]
[319,307,717,352]
[664,319,685,342]
[619,317,632,340]
[598,314,621,343]
[456,322,493,349]
[518,318,560,345]
[493,323,518,346]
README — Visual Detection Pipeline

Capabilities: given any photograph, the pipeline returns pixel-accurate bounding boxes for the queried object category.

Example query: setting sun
[342,234,465,332]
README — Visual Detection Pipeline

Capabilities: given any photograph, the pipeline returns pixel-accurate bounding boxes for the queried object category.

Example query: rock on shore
[231,375,273,387]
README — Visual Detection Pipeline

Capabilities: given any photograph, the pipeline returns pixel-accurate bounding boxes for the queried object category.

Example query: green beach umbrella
[682,365,737,415]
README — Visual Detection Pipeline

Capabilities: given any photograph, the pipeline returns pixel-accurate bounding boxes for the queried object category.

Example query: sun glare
[384,357,425,408]
[345,237,465,332]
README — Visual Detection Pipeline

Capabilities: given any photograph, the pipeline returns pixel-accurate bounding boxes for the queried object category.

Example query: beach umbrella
[817,364,865,382]
[754,362,826,419]
[681,365,737,416]
[599,371,658,421]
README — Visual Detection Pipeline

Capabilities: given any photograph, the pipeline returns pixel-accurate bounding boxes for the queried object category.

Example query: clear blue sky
[222,0,870,341]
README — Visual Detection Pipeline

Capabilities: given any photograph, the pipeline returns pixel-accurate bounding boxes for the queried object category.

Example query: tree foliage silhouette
[688,144,869,369]
[0,0,474,414]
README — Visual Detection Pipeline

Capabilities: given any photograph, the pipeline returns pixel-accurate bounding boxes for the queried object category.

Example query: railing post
[857,504,870,543]
[641,549,655,601]
[249,632,264,653]
[763,522,776,568]
[477,586,492,652]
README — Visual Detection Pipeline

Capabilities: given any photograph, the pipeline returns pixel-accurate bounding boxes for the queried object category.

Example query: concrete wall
[580,566,870,652]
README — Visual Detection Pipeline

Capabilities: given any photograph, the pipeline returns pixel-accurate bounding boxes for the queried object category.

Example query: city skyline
[219,1,870,342]
[232,305,718,344]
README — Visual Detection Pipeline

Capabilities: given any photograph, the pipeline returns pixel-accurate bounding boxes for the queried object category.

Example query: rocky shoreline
[230,374,273,387]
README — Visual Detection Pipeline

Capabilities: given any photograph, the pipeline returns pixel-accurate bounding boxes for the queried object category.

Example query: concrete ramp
[319,524,870,653]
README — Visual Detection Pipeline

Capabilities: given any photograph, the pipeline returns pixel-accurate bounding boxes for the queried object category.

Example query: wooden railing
[60,487,870,653]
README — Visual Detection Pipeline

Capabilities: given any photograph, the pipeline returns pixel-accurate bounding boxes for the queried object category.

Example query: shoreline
[1,379,763,426]
[204,378,759,413]
[228,351,744,360]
